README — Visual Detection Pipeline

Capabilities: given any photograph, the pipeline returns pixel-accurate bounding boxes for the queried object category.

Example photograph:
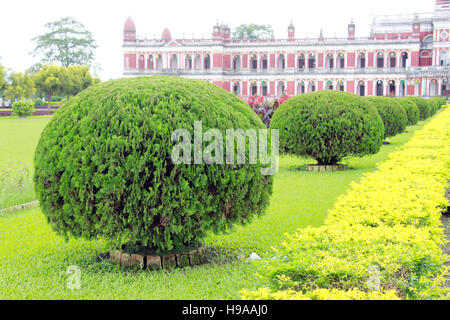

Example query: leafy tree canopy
[232,24,273,40]
[32,17,97,68]
[4,71,35,101]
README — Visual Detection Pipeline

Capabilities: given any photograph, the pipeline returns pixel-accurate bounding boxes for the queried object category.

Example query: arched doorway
[297,81,305,95]
[250,54,258,70]
[400,80,406,96]
[261,81,268,97]
[170,54,178,69]
[376,80,384,96]
[326,80,334,90]
[308,54,316,69]
[308,81,316,92]
[261,55,268,70]
[430,79,438,96]
[337,80,345,91]
[250,82,258,96]
[377,52,384,68]
[204,54,211,69]
[156,55,163,70]
[233,55,240,71]
[185,55,192,69]
[148,55,154,69]
[326,53,334,69]
[401,52,408,68]
[388,80,396,96]
[389,52,396,68]
[298,54,305,69]
[277,81,285,96]
[278,54,285,71]
[358,80,365,96]
[138,54,145,69]
[337,53,345,68]
[358,52,366,68]
[194,55,201,70]
[233,82,240,96]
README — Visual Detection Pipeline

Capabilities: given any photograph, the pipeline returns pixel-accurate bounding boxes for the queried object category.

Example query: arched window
[148,55,154,69]
[297,81,305,95]
[170,54,178,69]
[308,81,316,92]
[326,53,334,69]
[233,82,240,96]
[337,80,344,91]
[377,52,384,68]
[278,54,285,71]
[308,54,316,69]
[233,55,240,71]
[358,80,365,96]
[422,35,433,44]
[376,80,384,96]
[156,55,163,70]
[204,54,211,69]
[326,80,334,90]
[389,52,396,68]
[250,54,258,70]
[277,81,285,96]
[430,79,438,97]
[298,54,305,69]
[251,82,258,96]
[337,53,345,68]
[138,54,145,69]
[261,81,268,96]
[261,55,268,70]
[195,54,201,70]
[401,52,408,68]
[185,55,192,69]
[419,50,432,66]
[400,80,406,97]
[358,52,366,68]
[388,80,395,96]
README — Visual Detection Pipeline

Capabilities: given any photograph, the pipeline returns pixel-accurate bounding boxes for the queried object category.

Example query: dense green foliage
[408,97,432,120]
[398,98,420,125]
[429,97,446,114]
[270,91,384,165]
[232,24,273,40]
[34,76,273,252]
[366,97,407,138]
[11,100,35,117]
[4,72,35,101]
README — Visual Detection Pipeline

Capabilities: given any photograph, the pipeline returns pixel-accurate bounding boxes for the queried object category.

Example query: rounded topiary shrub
[12,100,35,117]
[270,90,384,165]
[34,76,273,252]
[398,97,420,126]
[366,97,407,138]
[408,97,431,120]
[429,97,446,114]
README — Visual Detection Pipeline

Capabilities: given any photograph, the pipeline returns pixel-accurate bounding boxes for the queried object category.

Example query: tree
[4,71,35,102]
[32,17,97,68]
[61,65,99,98]
[0,63,6,92]
[33,64,64,107]
[232,24,273,40]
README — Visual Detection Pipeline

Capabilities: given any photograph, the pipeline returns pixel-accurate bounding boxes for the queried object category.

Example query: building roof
[162,28,172,41]
[124,17,136,32]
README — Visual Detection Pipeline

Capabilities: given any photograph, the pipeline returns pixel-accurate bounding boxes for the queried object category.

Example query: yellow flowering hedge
[242,107,450,300]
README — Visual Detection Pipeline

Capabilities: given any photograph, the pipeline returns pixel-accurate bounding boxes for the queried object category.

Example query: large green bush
[366,97,407,138]
[12,100,35,117]
[270,91,384,165]
[398,97,420,125]
[408,97,431,120]
[34,76,273,252]
[429,97,446,113]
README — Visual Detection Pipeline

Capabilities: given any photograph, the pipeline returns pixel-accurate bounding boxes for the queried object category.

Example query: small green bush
[429,97,446,113]
[34,76,273,252]
[366,97,407,138]
[270,90,384,165]
[33,98,45,107]
[12,100,35,117]
[408,97,431,120]
[398,98,420,125]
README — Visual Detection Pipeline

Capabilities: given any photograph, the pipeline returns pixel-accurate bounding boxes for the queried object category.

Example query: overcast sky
[0,0,435,80]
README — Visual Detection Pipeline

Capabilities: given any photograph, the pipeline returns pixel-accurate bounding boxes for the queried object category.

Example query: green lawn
[0,116,52,209]
[0,116,432,299]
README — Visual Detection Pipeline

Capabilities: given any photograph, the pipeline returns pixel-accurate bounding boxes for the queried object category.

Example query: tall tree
[32,17,97,68]
[4,71,35,102]
[61,65,100,98]
[33,64,65,107]
[0,63,6,91]
[232,24,273,40]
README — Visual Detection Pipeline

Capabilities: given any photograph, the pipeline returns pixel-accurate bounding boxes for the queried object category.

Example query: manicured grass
[0,116,51,209]
[0,117,432,299]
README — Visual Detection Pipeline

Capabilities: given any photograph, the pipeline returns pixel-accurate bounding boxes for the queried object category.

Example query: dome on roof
[162,28,172,41]
[124,17,136,32]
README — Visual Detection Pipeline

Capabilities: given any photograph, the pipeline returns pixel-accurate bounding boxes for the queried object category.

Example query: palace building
[123,0,450,98]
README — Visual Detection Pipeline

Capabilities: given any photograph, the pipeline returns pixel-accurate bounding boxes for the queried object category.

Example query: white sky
[0,0,435,81]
